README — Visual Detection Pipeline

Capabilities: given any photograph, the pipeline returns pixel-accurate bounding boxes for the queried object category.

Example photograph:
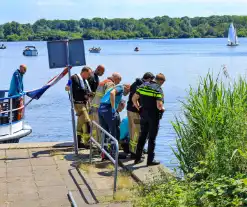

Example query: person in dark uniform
[127,72,155,158]
[65,66,92,148]
[87,65,105,93]
[132,73,166,166]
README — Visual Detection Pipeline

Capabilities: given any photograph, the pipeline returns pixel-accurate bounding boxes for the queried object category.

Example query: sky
[1,0,247,24]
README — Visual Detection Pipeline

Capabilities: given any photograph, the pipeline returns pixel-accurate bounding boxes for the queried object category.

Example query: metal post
[9,98,13,135]
[66,40,78,155]
[89,122,93,164]
[68,191,78,207]
[22,94,25,129]
[113,141,119,195]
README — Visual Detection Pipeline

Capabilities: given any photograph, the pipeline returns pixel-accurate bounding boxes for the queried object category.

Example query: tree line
[0,15,247,41]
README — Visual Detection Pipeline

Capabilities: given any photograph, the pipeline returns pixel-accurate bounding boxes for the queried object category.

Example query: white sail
[228,23,235,44]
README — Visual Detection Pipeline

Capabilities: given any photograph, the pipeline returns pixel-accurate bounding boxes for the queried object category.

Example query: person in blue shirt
[8,64,27,97]
[98,84,130,139]
[8,65,27,121]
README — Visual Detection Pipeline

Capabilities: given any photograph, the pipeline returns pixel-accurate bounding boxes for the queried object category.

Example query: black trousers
[135,110,160,163]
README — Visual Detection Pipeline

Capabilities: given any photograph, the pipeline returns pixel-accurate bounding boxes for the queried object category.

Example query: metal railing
[0,90,26,135]
[89,120,119,196]
[68,191,78,207]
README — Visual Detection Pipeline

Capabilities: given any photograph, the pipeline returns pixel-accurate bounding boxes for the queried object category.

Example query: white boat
[23,46,38,56]
[227,23,239,46]
[0,90,32,143]
[89,47,101,53]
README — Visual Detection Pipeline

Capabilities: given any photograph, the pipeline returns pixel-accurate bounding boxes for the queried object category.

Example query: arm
[132,93,140,111]
[65,79,72,91]
[110,89,117,109]
[15,73,22,94]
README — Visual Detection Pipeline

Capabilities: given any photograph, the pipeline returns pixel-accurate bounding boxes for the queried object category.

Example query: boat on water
[0,44,6,49]
[134,47,139,52]
[227,23,239,46]
[23,46,38,56]
[0,90,32,143]
[89,47,101,53]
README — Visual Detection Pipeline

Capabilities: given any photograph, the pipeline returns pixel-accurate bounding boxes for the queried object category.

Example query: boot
[147,159,160,166]
[77,135,83,148]
[134,158,144,165]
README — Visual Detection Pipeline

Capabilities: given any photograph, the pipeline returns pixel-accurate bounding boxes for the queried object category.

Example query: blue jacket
[8,69,24,97]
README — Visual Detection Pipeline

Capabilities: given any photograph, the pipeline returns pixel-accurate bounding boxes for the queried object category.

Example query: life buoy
[17,98,24,120]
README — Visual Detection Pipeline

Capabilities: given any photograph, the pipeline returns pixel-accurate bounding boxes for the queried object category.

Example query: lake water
[1,38,247,169]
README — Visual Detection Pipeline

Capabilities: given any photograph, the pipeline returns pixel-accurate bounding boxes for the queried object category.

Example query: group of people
[66,65,165,166]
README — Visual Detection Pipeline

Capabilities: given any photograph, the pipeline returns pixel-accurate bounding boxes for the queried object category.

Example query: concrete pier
[0,142,171,207]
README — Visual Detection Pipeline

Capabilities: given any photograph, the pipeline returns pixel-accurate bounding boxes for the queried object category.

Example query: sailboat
[227,23,239,46]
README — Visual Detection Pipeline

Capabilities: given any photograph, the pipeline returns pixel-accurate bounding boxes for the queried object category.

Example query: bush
[135,172,247,207]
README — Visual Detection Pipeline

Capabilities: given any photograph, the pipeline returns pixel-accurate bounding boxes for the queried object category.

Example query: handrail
[0,92,26,101]
[0,91,26,135]
[68,191,78,207]
[89,121,119,196]
[0,105,25,114]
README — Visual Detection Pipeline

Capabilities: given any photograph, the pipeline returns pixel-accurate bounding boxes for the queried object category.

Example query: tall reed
[172,73,247,178]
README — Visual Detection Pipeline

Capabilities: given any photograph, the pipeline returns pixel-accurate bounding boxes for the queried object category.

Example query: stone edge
[0,141,74,150]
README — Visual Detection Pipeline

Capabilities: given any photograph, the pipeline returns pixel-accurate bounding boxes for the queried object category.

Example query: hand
[88,92,95,98]
[112,108,116,114]
[65,85,70,91]
[133,103,140,111]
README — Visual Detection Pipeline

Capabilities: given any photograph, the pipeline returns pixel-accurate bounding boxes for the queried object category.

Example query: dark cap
[142,72,155,80]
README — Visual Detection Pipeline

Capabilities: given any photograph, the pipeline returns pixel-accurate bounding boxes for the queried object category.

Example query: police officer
[132,73,165,166]
[127,72,155,158]
[66,67,92,148]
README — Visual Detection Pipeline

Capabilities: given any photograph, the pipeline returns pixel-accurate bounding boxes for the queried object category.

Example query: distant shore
[0,15,247,42]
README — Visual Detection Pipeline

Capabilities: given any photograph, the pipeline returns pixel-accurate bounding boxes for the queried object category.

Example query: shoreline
[0,36,242,42]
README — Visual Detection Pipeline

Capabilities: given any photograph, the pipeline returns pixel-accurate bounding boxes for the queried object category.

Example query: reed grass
[172,73,247,178]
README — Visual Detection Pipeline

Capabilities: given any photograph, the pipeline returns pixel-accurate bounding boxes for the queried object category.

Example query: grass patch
[98,190,132,203]
[105,163,115,170]
[78,162,94,173]
[117,171,134,190]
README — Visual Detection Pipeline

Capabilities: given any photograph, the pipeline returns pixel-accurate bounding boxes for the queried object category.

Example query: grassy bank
[134,73,247,207]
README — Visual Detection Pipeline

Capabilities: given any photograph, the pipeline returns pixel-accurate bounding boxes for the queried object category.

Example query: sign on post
[47,39,86,69]
[46,39,87,155]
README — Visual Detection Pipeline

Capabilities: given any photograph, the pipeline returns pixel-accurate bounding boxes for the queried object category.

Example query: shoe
[78,143,90,149]
[134,158,144,165]
[131,153,145,159]
[118,154,127,159]
[147,160,160,166]
[130,153,136,159]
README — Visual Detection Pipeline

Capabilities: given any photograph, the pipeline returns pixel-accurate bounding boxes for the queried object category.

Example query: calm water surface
[1,38,247,169]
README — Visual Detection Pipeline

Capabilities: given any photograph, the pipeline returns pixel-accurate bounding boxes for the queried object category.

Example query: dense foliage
[135,73,247,207]
[1,15,247,41]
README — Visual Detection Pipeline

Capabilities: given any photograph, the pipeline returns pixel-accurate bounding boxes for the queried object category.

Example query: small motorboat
[0,44,6,49]
[0,90,32,143]
[134,47,140,52]
[89,47,101,53]
[23,46,38,56]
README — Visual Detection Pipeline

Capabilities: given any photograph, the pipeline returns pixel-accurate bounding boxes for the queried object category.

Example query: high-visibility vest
[91,79,114,108]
